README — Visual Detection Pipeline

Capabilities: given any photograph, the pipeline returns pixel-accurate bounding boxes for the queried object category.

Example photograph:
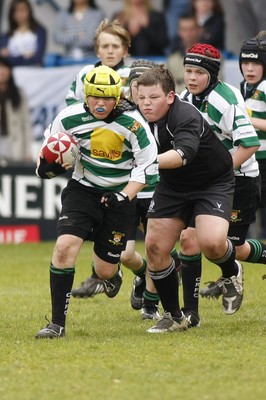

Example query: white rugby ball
[42,132,78,165]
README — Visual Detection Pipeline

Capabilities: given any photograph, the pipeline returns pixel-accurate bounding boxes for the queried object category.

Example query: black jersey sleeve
[168,97,204,165]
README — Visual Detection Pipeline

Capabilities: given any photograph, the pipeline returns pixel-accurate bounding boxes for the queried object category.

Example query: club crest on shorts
[109,231,125,245]
[231,209,242,222]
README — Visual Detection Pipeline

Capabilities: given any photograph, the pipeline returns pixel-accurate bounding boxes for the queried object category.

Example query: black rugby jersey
[150,95,234,190]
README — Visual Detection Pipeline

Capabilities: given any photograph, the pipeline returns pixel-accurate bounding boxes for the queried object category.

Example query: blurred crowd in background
[1,0,266,67]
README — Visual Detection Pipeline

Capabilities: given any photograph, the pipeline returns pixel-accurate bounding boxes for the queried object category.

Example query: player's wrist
[102,191,130,209]
[36,157,66,179]
[117,191,129,201]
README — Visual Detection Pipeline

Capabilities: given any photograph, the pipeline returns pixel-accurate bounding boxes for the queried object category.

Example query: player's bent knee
[201,240,227,259]
[120,252,135,265]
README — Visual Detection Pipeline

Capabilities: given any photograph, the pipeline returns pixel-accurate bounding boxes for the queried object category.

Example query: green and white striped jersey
[65,64,131,105]
[181,81,260,177]
[243,80,266,161]
[44,101,159,191]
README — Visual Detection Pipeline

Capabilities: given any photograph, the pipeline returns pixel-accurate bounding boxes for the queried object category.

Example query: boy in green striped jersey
[179,43,265,322]
[35,65,159,338]
[199,35,266,300]
[240,31,266,220]
[65,18,131,105]
[71,60,162,319]
[71,59,181,321]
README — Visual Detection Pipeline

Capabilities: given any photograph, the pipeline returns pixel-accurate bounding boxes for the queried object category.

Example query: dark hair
[8,0,41,35]
[0,56,21,108]
[68,0,97,12]
[137,65,176,95]
[192,0,223,15]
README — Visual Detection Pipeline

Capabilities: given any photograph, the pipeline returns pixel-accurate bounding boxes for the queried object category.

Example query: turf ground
[0,241,265,400]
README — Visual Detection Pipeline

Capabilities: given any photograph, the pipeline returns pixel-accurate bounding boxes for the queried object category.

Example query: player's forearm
[157,150,183,169]
[233,145,260,169]
[250,117,266,132]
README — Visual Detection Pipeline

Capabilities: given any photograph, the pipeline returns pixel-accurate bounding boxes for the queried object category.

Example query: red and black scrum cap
[184,43,221,85]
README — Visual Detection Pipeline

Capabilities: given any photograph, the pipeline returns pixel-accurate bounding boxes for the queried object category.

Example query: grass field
[0,241,266,400]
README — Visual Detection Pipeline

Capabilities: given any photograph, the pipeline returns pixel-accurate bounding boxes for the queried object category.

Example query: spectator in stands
[54,0,104,61]
[191,0,225,50]
[0,56,32,161]
[167,13,201,93]
[0,0,47,67]
[164,0,192,54]
[222,0,266,57]
[113,0,168,57]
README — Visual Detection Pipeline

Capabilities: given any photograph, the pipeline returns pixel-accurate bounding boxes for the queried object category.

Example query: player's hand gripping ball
[42,132,78,165]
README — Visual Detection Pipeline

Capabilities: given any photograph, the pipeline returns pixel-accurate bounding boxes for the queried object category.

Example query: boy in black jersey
[137,66,243,333]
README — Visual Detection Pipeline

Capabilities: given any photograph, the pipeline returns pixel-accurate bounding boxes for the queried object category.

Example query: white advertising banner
[13,64,85,160]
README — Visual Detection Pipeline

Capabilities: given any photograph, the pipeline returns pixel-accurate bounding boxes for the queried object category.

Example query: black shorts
[258,159,266,207]
[57,179,136,263]
[127,198,151,240]
[230,176,260,226]
[147,179,234,225]
[228,175,260,245]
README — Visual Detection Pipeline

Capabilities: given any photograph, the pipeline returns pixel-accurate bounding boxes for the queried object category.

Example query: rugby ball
[42,132,78,165]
